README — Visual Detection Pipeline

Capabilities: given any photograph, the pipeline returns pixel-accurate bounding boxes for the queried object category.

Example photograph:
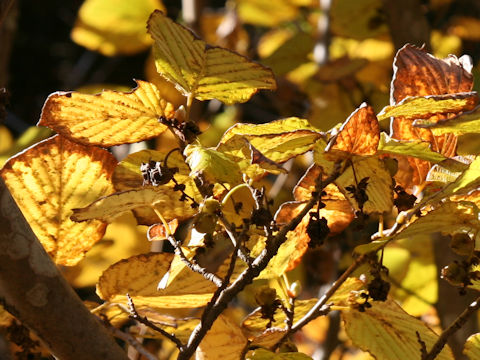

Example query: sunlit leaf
[184,144,243,185]
[97,252,174,300]
[197,315,247,360]
[394,201,480,241]
[71,0,165,56]
[414,105,480,136]
[354,239,390,254]
[64,212,150,288]
[38,80,174,147]
[147,219,179,241]
[342,299,454,360]
[464,333,480,360]
[246,348,312,360]
[330,0,388,40]
[147,11,276,105]
[390,44,474,187]
[377,133,446,163]
[243,278,364,332]
[0,135,116,265]
[378,93,477,121]
[250,328,287,348]
[112,149,201,225]
[326,103,380,159]
[261,31,315,76]
[71,186,197,224]
[236,0,302,27]
[98,252,217,308]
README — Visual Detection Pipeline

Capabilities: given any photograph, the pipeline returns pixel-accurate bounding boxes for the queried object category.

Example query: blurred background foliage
[2,0,480,359]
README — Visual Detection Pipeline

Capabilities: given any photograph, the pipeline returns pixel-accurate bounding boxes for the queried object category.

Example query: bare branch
[423,296,480,360]
[105,323,158,360]
[127,294,184,350]
[167,235,223,287]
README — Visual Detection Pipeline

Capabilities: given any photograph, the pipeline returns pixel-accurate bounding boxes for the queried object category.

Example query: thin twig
[218,214,254,264]
[167,235,223,287]
[127,294,184,350]
[106,324,158,360]
[423,296,480,360]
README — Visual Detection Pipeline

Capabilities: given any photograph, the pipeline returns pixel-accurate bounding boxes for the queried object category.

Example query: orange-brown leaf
[390,44,475,188]
[326,103,379,159]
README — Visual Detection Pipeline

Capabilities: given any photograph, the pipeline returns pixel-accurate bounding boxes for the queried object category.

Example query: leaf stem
[221,183,250,207]
[423,295,480,360]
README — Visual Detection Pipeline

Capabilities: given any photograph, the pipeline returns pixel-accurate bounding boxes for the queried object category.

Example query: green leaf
[377,92,478,121]
[246,348,313,360]
[463,333,480,360]
[342,299,454,360]
[377,133,446,163]
[147,11,276,105]
[414,105,480,136]
[354,239,391,254]
[184,144,243,185]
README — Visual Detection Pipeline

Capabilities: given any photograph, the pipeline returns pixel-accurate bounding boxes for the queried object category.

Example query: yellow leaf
[414,105,480,136]
[246,349,312,360]
[71,186,197,224]
[97,252,173,300]
[250,328,287,348]
[0,135,116,265]
[38,80,174,147]
[0,125,13,153]
[184,144,243,185]
[393,201,480,242]
[219,118,323,164]
[98,252,217,308]
[464,333,480,360]
[342,299,454,360]
[0,126,52,168]
[330,0,388,40]
[378,93,478,121]
[377,133,446,163]
[197,315,247,360]
[64,212,150,288]
[147,11,276,105]
[243,278,363,332]
[112,149,201,225]
[316,155,394,214]
[236,0,301,27]
[71,0,165,56]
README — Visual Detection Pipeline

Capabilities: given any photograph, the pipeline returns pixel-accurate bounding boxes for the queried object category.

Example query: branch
[423,296,480,360]
[0,178,128,360]
[167,235,223,287]
[127,294,184,350]
[177,165,343,360]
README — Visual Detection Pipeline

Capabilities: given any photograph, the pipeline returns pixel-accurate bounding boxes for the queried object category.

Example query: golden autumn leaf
[38,80,175,147]
[197,315,247,360]
[0,135,116,265]
[390,44,475,187]
[342,299,454,360]
[71,186,197,224]
[147,11,276,105]
[325,103,380,159]
[98,252,217,308]
[246,349,313,360]
[250,328,287,348]
[71,0,165,56]
[147,219,179,241]
[97,252,174,300]
[464,333,480,360]
[112,149,201,225]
